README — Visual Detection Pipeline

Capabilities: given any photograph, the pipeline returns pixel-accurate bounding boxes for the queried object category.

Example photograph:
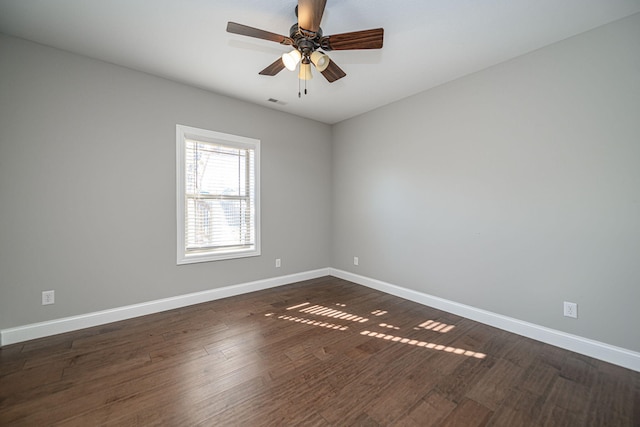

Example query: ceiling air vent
[267,98,287,105]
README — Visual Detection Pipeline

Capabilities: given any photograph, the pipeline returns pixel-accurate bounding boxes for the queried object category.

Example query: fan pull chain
[298,66,309,97]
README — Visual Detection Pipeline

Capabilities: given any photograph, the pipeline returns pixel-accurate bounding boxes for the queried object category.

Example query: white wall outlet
[563,301,577,318]
[275,258,281,268]
[42,290,55,305]
[353,256,359,266]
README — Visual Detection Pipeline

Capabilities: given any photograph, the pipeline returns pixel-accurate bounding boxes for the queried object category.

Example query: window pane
[185,197,254,249]
[185,140,250,197]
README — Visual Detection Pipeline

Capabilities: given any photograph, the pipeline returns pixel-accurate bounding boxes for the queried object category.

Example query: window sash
[177,125,260,264]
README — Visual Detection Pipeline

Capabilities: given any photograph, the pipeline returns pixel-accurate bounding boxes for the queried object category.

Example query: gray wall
[0,34,332,329]
[2,13,639,355]
[332,14,640,352]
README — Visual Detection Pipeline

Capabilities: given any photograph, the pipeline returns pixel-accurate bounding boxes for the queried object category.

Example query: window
[176,125,260,264]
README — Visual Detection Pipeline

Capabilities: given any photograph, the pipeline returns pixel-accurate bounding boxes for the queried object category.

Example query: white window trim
[176,124,261,265]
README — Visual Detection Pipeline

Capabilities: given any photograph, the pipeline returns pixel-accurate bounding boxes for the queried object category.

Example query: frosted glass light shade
[310,51,330,72]
[282,50,301,71]
[298,63,313,80]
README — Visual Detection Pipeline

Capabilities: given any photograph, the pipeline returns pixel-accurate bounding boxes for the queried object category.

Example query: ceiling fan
[226,0,383,86]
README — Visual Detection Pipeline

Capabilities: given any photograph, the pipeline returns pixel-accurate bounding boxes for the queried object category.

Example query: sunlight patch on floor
[286,302,311,311]
[414,320,456,333]
[379,323,400,330]
[277,314,349,331]
[371,310,387,316]
[360,330,486,359]
[294,304,369,323]
[268,301,485,360]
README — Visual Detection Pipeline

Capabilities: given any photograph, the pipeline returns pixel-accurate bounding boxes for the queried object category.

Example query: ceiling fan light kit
[226,0,383,95]
[298,62,313,80]
[282,49,302,71]
[310,51,329,72]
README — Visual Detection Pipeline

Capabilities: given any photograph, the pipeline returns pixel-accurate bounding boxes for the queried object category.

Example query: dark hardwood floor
[1,276,638,426]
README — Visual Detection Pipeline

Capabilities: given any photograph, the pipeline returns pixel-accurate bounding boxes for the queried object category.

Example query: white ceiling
[1,1,639,124]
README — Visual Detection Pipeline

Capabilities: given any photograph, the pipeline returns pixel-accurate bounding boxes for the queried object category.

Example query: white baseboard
[329,268,640,372]
[0,268,330,346]
[4,267,639,372]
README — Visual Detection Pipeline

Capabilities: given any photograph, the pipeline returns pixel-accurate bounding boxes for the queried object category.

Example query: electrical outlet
[353,256,359,266]
[563,301,577,318]
[42,290,55,305]
[275,258,281,268]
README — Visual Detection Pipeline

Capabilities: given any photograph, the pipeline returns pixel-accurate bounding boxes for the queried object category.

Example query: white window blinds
[177,125,260,264]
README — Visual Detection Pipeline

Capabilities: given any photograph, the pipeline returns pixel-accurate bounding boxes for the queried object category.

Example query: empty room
[1,1,639,425]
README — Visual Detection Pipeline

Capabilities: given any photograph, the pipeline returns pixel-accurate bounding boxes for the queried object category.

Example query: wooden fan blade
[322,28,384,50]
[320,60,346,83]
[298,0,327,33]
[227,22,292,45]
[259,58,286,76]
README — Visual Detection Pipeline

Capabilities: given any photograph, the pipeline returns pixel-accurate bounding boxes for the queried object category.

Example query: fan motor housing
[289,24,322,54]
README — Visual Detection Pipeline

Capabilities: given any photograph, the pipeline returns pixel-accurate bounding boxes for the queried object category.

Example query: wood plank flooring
[1,276,638,426]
